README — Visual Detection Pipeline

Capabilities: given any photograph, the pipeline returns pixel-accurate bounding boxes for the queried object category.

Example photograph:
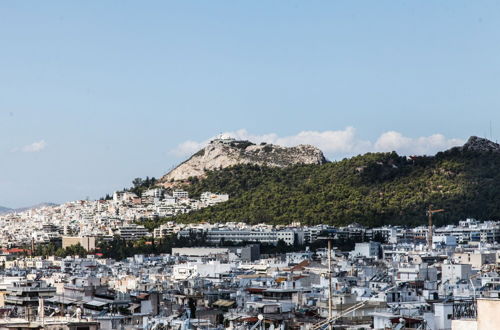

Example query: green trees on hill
[33,243,88,258]
[129,176,157,197]
[168,149,500,227]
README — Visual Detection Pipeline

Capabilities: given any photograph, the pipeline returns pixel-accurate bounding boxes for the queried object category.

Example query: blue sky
[1,1,500,207]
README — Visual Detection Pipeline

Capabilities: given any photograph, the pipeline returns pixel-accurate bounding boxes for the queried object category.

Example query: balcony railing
[453,300,477,319]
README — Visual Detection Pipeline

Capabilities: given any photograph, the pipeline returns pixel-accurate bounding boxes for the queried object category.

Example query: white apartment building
[193,228,296,245]
[200,192,229,206]
[117,224,150,241]
[350,242,381,259]
[442,263,473,285]
[172,190,189,199]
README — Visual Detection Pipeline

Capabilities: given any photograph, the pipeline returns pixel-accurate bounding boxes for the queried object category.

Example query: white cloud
[21,140,47,152]
[273,128,372,155]
[374,132,464,155]
[171,140,206,157]
[171,128,464,159]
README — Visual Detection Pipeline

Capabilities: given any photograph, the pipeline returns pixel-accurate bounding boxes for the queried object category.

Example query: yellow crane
[427,206,444,250]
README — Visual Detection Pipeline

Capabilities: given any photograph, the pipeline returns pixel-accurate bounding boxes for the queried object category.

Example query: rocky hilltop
[161,136,327,183]
[456,136,500,153]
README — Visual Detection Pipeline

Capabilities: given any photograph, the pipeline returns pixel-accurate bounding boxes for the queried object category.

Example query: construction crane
[427,206,444,250]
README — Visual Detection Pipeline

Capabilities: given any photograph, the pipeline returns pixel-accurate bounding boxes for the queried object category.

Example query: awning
[213,299,235,307]
[46,296,80,305]
[84,300,110,307]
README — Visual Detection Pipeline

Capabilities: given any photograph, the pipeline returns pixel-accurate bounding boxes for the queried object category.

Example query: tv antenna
[490,120,493,141]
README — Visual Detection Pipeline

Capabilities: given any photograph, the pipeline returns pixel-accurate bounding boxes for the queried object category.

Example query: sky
[1,1,500,208]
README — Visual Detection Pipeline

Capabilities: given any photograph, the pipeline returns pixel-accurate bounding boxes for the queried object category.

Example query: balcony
[452,300,477,319]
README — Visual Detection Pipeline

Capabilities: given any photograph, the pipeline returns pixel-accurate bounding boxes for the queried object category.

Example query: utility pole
[319,234,335,330]
[328,238,332,329]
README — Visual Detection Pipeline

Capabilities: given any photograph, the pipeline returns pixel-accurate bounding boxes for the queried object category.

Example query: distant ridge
[0,206,12,215]
[0,203,57,215]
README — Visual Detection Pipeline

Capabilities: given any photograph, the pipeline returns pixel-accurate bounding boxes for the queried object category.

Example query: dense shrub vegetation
[173,149,500,227]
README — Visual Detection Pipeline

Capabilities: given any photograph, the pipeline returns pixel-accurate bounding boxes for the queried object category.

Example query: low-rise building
[62,236,96,251]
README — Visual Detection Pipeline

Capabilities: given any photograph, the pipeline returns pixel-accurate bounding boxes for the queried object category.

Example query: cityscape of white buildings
[1,194,500,329]
[0,189,229,247]
[0,219,498,329]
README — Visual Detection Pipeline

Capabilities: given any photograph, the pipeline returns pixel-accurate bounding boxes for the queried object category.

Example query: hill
[0,206,12,215]
[0,203,57,215]
[160,135,327,184]
[168,136,500,227]
[13,203,58,213]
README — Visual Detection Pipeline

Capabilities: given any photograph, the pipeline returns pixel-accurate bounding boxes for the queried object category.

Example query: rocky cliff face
[445,136,500,154]
[161,139,327,183]
[458,136,500,153]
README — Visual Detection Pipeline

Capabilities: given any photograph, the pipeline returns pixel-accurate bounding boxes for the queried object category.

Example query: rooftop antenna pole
[318,234,334,329]
[490,120,493,140]
[328,238,333,329]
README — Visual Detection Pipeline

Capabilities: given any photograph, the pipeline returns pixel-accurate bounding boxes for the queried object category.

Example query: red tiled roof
[3,248,29,254]
[291,260,310,271]
[246,288,266,293]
